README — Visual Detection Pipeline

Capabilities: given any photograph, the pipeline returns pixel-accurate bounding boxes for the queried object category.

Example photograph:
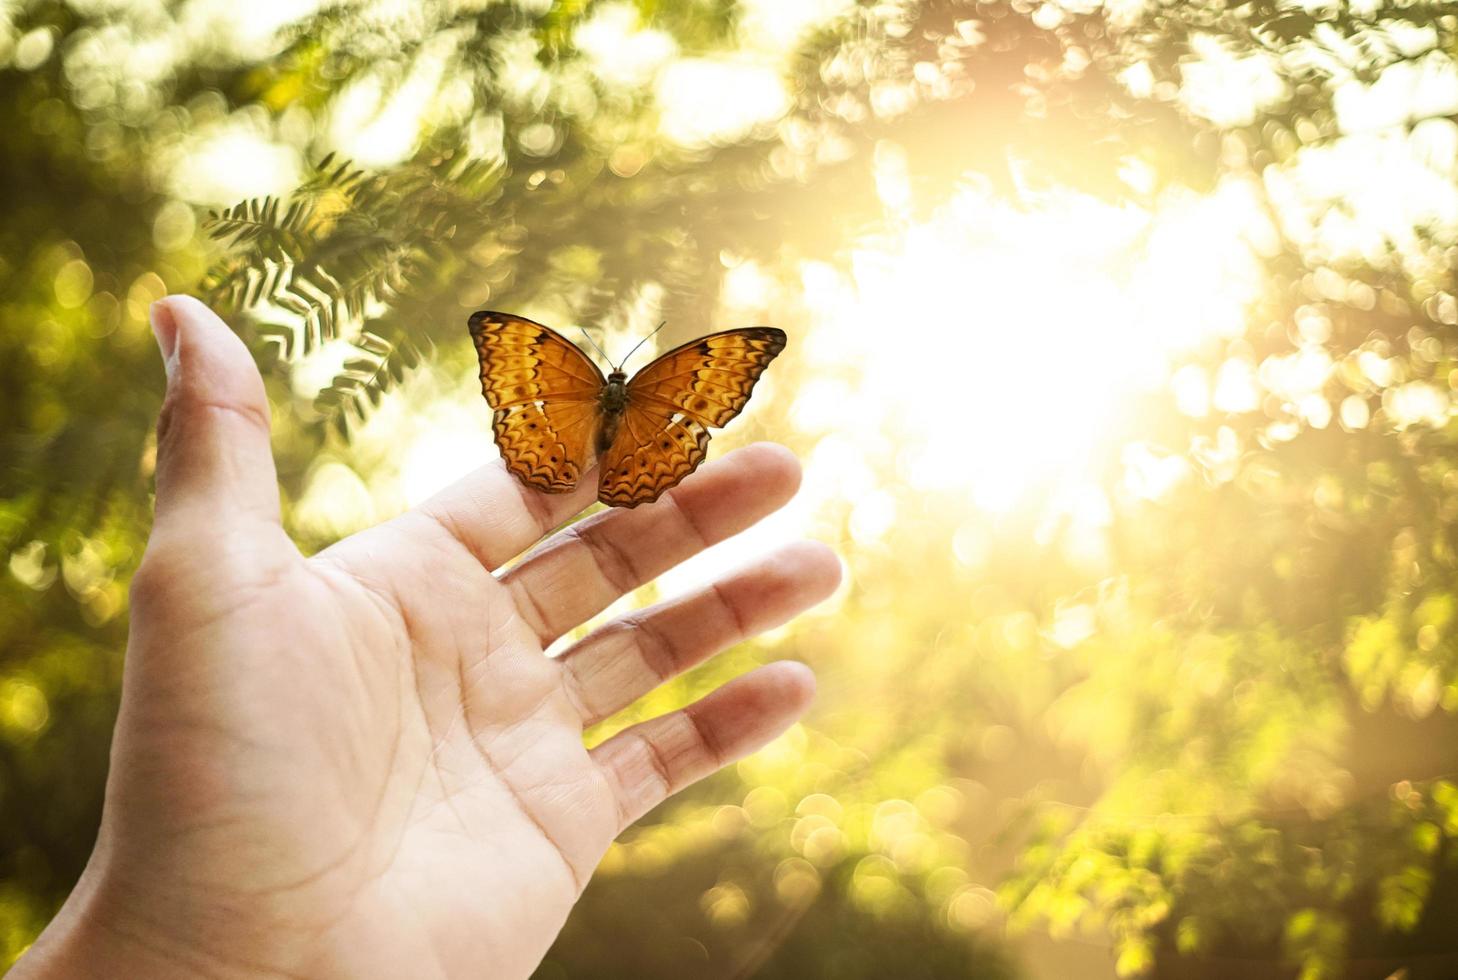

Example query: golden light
[399,425,498,508]
[362,159,1289,597]
[655,56,790,149]
[356,366,497,511]
[327,33,458,167]
[575,3,677,89]
[790,169,1273,520]
[168,117,302,204]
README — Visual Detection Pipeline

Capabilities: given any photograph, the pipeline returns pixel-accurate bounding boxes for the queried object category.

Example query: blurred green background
[4,0,1458,977]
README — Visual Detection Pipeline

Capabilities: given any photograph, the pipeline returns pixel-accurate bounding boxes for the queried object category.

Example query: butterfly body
[469,311,785,508]
[596,370,630,454]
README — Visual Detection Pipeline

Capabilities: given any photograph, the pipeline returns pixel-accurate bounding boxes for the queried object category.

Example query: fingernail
[150,299,180,379]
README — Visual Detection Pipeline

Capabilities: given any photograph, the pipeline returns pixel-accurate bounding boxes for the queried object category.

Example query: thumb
[149,295,281,530]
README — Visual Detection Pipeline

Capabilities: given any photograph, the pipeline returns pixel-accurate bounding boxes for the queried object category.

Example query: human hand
[15,296,839,979]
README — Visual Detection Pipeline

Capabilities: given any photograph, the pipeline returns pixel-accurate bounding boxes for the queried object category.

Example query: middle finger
[497,442,801,646]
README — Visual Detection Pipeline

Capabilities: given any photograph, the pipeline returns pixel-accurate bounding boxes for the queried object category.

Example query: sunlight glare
[737,0,855,54]
[342,365,498,516]
[656,56,789,148]
[180,0,321,59]
[400,425,497,508]
[1179,34,1287,127]
[168,120,301,205]
[575,3,677,89]
[294,461,376,539]
[327,36,455,166]
[793,177,1270,514]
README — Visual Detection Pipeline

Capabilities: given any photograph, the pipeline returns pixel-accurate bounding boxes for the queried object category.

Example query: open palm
[18,297,838,980]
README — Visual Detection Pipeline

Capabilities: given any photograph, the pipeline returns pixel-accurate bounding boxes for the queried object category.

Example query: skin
[14,296,840,980]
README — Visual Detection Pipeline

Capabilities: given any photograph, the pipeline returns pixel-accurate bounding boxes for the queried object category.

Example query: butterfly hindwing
[468,311,606,493]
[625,327,787,427]
[493,399,600,494]
[598,404,712,507]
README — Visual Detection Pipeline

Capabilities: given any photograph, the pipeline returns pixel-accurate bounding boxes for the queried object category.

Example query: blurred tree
[4,1,1458,977]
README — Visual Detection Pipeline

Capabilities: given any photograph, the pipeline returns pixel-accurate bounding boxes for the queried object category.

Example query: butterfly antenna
[578,327,612,368]
[616,320,667,372]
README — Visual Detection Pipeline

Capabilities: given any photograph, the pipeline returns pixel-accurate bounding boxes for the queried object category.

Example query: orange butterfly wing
[598,327,786,507]
[468,311,606,494]
[623,327,788,427]
[597,407,713,507]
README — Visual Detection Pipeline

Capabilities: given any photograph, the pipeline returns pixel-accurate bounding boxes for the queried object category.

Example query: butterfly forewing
[594,326,786,506]
[625,327,787,427]
[468,311,606,493]
[468,311,605,406]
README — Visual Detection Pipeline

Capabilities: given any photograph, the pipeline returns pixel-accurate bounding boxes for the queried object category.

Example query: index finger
[411,458,600,571]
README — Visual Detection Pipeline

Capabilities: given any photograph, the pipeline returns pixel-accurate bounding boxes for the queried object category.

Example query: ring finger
[558,540,841,727]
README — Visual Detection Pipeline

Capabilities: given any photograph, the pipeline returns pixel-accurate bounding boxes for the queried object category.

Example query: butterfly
[467,311,786,507]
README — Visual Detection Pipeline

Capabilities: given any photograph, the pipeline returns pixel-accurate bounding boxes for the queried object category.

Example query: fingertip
[152,295,263,399]
[154,294,247,351]
[149,299,179,366]
[738,441,802,495]
[777,540,843,595]
[732,660,817,721]
[147,295,280,524]
[744,541,842,622]
[159,292,220,319]
[735,660,817,741]
[768,659,817,707]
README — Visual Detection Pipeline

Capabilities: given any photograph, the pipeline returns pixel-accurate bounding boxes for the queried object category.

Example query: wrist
[11,856,259,980]
[13,866,157,980]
